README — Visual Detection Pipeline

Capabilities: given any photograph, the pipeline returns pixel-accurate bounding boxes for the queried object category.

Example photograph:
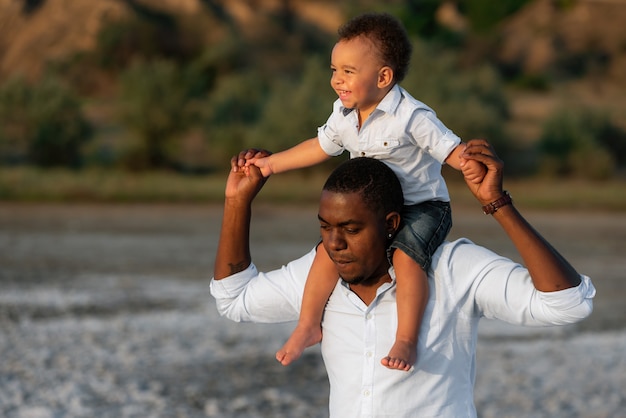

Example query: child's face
[330,36,389,119]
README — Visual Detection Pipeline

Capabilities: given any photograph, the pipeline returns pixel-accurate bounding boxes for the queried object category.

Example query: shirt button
[360,152,366,156]
[383,141,388,146]
[366,351,373,358]
[363,389,371,397]
[366,313,372,320]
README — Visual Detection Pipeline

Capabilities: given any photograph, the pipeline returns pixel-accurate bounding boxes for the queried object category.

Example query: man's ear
[378,66,394,89]
[385,211,401,236]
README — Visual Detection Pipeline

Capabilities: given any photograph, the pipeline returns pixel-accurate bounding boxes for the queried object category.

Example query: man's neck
[347,272,392,305]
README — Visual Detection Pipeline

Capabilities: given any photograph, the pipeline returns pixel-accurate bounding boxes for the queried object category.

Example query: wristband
[482,191,512,215]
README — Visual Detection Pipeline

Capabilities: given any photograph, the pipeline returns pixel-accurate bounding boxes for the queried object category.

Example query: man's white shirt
[210,238,595,417]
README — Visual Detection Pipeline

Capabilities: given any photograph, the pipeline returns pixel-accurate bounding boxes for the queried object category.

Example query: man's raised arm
[213,150,269,280]
[461,140,581,292]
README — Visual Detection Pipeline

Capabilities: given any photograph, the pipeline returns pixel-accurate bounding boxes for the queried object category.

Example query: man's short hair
[338,12,412,83]
[323,157,404,217]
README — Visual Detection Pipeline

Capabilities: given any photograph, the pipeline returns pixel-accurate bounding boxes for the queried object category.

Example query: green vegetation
[537,107,626,180]
[1,0,625,203]
[402,40,513,162]
[1,166,624,211]
[0,76,92,168]
[0,166,329,205]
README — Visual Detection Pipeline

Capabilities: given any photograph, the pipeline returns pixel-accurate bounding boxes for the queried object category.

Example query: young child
[239,12,485,371]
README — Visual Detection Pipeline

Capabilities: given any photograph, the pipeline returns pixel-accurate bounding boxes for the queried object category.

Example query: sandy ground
[0,203,625,417]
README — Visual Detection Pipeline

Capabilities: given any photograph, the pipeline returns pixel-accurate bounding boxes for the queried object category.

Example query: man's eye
[345,228,358,234]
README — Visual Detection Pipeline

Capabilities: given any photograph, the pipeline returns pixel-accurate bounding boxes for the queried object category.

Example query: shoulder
[434,237,493,261]
[431,238,506,286]
[396,85,435,113]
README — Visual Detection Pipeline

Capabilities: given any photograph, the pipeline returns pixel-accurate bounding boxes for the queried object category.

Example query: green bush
[401,40,511,162]
[460,0,530,33]
[0,76,92,167]
[200,71,269,168]
[246,55,335,152]
[117,59,200,170]
[537,108,624,179]
[94,13,204,72]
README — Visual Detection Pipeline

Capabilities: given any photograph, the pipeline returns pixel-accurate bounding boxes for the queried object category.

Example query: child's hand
[233,149,273,176]
[249,157,274,177]
[460,157,487,185]
[236,149,261,170]
[241,151,273,177]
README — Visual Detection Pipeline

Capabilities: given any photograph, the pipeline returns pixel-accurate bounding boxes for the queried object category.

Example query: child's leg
[380,248,428,371]
[276,244,338,366]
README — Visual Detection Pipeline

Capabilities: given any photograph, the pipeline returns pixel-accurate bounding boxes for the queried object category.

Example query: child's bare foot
[276,324,322,366]
[380,339,416,371]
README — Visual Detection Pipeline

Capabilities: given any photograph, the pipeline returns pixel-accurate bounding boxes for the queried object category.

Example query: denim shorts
[388,200,452,271]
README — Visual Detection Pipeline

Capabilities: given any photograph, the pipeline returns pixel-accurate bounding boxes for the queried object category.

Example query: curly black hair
[337,12,412,83]
[323,157,404,217]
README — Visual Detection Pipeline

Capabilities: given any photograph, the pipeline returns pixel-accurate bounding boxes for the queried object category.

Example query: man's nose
[327,230,346,251]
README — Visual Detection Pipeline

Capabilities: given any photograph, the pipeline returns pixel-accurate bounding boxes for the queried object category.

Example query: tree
[0,76,92,167]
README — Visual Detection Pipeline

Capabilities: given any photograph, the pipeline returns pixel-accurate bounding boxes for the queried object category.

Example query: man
[211,140,595,417]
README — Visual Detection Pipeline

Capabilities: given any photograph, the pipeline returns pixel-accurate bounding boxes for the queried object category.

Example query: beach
[1,203,624,417]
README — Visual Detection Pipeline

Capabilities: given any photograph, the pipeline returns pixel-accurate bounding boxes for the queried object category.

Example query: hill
[1,0,625,170]
[0,0,342,80]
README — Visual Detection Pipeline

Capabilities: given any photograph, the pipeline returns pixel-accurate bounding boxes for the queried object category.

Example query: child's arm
[445,142,487,184]
[245,137,331,177]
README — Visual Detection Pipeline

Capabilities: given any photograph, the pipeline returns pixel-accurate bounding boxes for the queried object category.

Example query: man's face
[318,190,390,285]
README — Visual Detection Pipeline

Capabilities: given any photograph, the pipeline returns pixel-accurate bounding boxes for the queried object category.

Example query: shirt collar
[339,267,396,304]
[377,83,402,115]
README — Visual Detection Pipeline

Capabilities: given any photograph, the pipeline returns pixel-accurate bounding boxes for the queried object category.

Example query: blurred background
[1,0,626,203]
[1,1,625,417]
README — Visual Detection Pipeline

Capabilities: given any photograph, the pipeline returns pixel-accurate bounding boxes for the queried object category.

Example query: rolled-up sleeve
[410,111,461,164]
[317,101,348,157]
[210,249,316,324]
[474,259,595,326]
[533,275,595,325]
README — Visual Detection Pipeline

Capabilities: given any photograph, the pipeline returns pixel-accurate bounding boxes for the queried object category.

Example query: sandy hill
[1,0,624,138]
[0,0,342,80]
[2,0,625,81]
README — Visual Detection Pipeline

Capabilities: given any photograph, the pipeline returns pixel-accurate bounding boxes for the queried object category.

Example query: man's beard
[341,275,366,286]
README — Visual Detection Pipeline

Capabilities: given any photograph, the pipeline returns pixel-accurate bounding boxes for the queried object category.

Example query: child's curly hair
[338,13,412,83]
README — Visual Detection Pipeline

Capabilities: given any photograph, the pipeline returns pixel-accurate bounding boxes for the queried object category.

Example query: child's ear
[378,66,394,89]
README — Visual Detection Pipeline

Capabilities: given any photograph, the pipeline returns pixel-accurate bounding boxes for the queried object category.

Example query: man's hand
[226,149,271,202]
[234,149,274,178]
[460,140,505,206]
[214,148,272,280]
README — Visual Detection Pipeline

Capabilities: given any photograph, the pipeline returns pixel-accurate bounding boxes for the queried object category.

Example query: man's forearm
[461,140,581,292]
[492,203,581,291]
[213,197,252,280]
